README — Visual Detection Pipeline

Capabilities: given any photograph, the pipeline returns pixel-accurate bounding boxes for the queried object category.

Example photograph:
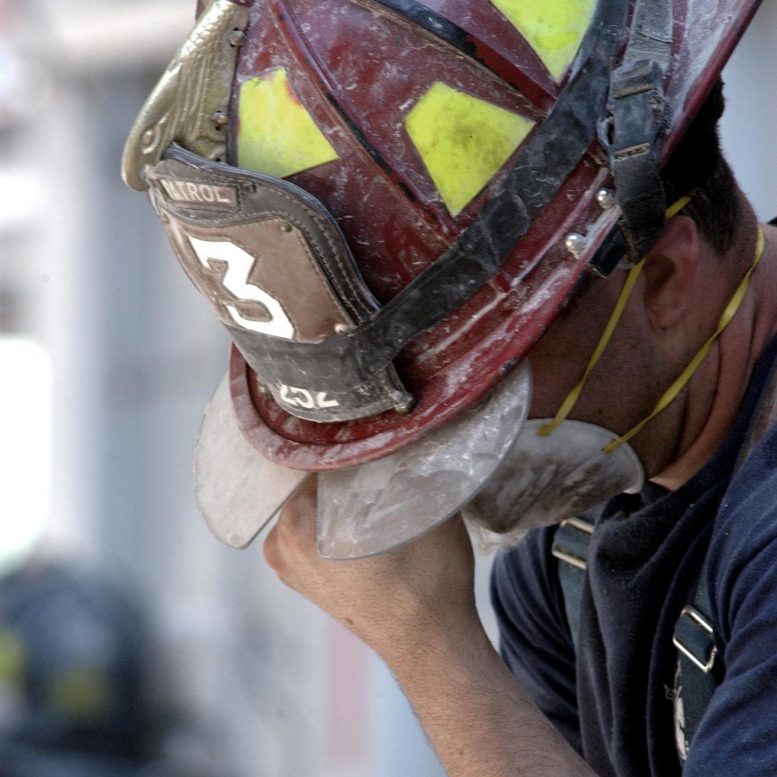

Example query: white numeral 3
[188,235,295,339]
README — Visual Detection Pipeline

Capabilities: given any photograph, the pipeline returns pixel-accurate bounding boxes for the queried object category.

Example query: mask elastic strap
[603,224,765,453]
[537,195,693,439]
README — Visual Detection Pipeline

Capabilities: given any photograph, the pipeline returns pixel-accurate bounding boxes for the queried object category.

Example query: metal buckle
[603,59,666,150]
[551,516,595,571]
[673,605,719,674]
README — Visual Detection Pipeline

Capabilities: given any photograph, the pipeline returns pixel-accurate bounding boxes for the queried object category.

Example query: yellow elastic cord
[603,225,765,453]
[536,259,645,436]
[537,194,694,438]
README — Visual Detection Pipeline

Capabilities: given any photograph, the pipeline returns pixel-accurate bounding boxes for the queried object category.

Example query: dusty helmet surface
[123,0,761,556]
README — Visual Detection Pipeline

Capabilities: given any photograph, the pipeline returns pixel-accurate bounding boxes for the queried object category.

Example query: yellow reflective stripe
[0,628,25,685]
[537,194,694,438]
[405,82,534,217]
[49,667,112,719]
[490,0,596,81]
[604,226,766,453]
[238,68,339,179]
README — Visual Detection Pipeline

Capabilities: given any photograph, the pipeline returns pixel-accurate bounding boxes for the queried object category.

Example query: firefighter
[123,1,776,773]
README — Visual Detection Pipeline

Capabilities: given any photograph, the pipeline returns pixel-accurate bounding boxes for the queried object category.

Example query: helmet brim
[196,361,530,557]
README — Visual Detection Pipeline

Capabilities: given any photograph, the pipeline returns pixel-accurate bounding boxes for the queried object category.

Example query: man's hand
[263,476,481,663]
[264,478,595,776]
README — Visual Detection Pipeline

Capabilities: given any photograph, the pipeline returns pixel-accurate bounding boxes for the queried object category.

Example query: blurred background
[0,1,775,775]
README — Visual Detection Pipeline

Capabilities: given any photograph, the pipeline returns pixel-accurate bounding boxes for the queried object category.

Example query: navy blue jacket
[492,336,777,776]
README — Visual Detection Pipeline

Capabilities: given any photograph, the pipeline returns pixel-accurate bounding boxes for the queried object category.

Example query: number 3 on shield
[187,235,295,339]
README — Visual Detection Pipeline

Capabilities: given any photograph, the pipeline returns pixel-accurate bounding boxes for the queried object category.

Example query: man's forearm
[265,498,591,775]
[387,624,595,777]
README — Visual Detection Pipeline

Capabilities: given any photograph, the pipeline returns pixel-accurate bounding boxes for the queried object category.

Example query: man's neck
[652,222,777,490]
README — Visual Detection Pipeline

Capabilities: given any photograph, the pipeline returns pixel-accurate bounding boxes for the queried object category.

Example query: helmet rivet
[596,188,617,210]
[565,233,588,258]
[279,221,293,233]
[211,110,228,129]
[228,29,246,48]
[334,323,350,334]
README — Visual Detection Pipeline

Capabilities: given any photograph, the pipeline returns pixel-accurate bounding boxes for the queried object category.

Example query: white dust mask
[464,416,644,544]
[465,218,766,546]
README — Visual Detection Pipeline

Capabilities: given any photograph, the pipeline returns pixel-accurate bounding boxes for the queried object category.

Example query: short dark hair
[661,78,741,255]
[562,79,740,315]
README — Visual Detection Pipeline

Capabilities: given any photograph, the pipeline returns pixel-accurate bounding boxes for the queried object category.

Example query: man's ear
[640,215,700,330]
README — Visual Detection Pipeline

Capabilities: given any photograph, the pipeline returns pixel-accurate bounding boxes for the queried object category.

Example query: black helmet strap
[599,0,674,261]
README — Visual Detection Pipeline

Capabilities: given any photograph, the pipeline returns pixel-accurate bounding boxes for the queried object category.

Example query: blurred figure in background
[0,554,153,776]
[0,546,226,777]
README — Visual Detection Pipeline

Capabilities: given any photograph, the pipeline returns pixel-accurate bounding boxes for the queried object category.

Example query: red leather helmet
[123,0,761,555]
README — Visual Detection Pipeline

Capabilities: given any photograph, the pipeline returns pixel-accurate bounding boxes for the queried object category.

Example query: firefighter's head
[123,0,762,556]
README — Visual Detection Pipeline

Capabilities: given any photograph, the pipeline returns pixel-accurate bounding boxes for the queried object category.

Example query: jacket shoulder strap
[673,348,777,752]
[551,514,596,647]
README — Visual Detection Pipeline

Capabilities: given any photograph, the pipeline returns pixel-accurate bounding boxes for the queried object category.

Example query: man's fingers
[263,523,282,570]
[278,478,317,539]
[263,474,318,574]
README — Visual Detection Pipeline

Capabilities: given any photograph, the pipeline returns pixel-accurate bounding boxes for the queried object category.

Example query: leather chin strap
[599,0,674,260]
